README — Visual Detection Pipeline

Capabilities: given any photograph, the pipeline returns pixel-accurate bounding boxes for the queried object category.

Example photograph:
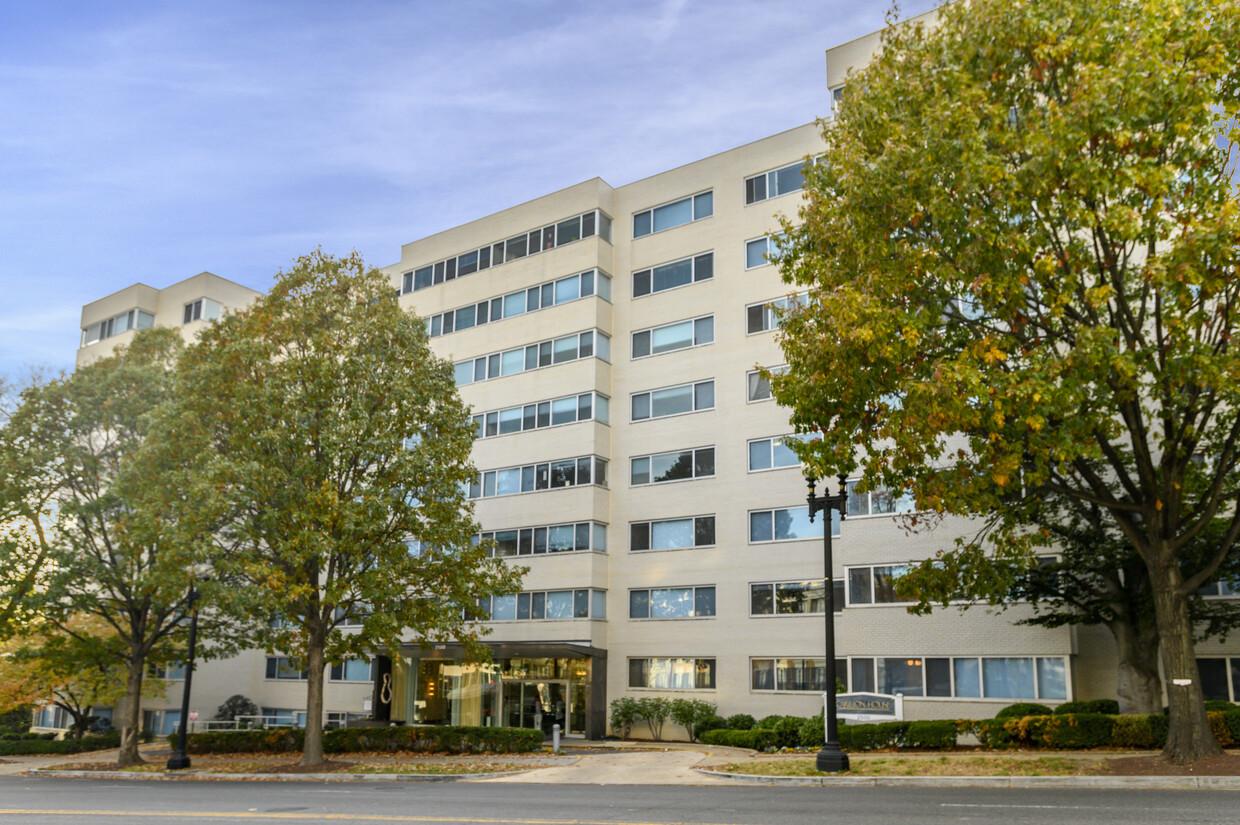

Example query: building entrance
[502,681,569,735]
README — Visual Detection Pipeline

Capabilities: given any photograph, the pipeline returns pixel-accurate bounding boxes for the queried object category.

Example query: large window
[745,235,785,269]
[629,586,715,619]
[745,162,804,205]
[748,434,807,471]
[473,392,609,439]
[265,657,309,680]
[847,564,914,605]
[480,522,606,556]
[750,580,843,615]
[747,292,808,334]
[183,299,222,324]
[846,655,1068,700]
[746,365,786,402]
[751,658,844,692]
[631,381,713,422]
[630,516,716,551]
[628,657,716,690]
[749,506,837,542]
[468,455,608,499]
[480,589,605,621]
[82,308,155,346]
[454,329,610,386]
[632,192,713,238]
[403,210,612,293]
[428,269,611,338]
[846,481,916,516]
[632,253,713,298]
[1196,658,1240,702]
[630,447,714,486]
[330,659,374,682]
[1197,577,1239,597]
[631,316,714,359]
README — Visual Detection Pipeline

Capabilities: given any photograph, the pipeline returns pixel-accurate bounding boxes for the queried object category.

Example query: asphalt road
[1,776,1237,825]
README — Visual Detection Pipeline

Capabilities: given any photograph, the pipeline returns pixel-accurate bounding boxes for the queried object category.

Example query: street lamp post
[166,583,201,771]
[806,473,849,773]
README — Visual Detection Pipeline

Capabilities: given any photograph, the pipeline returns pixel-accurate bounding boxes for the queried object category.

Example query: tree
[14,329,242,765]
[214,694,259,723]
[772,0,1240,763]
[170,250,523,766]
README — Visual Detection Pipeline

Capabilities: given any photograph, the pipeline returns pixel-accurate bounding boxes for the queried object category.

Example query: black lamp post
[806,472,850,773]
[167,583,200,771]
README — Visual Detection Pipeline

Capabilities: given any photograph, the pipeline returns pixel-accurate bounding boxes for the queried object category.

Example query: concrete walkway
[478,746,733,785]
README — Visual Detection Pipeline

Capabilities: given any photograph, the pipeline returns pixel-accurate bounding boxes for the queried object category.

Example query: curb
[693,768,1240,789]
[29,767,547,783]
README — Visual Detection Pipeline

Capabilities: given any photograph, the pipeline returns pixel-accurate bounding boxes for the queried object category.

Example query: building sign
[188,711,198,721]
[831,692,904,722]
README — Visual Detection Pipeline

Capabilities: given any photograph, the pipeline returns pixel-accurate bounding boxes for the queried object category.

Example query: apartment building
[64,17,1240,740]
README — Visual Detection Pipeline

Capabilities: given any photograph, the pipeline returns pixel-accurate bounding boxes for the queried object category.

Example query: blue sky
[0,0,939,381]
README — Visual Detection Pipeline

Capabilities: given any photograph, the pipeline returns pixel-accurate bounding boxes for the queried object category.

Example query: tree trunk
[1149,554,1222,763]
[1109,620,1163,715]
[117,655,146,766]
[301,632,326,767]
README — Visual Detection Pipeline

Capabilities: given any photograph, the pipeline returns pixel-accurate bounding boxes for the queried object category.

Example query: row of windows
[403,210,613,293]
[630,446,714,486]
[631,315,714,359]
[472,392,609,439]
[748,656,1068,699]
[467,455,608,499]
[82,308,156,346]
[453,329,609,386]
[633,253,713,298]
[628,657,716,690]
[750,579,845,616]
[477,589,606,621]
[630,586,715,619]
[633,191,713,238]
[744,161,805,205]
[631,380,713,422]
[630,516,716,551]
[428,269,611,338]
[264,657,375,682]
[479,522,607,556]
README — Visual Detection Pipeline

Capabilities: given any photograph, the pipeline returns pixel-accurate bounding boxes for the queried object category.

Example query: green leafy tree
[773,0,1240,763]
[9,330,243,764]
[169,250,522,766]
[214,694,259,723]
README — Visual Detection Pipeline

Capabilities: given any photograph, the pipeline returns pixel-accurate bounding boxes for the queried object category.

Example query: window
[751,658,843,692]
[468,456,608,499]
[630,516,715,551]
[428,270,611,338]
[746,292,807,334]
[749,506,837,542]
[747,434,808,471]
[330,659,374,682]
[750,580,843,615]
[480,522,606,557]
[631,381,713,421]
[745,162,804,205]
[846,481,916,516]
[1196,658,1240,702]
[454,330,610,386]
[632,192,713,238]
[476,589,605,621]
[746,366,786,402]
[473,392,609,439]
[265,657,309,680]
[183,299,221,324]
[632,253,713,298]
[845,655,1068,700]
[81,308,155,346]
[1197,577,1239,597]
[631,316,713,359]
[630,447,714,486]
[745,236,785,269]
[403,210,612,293]
[847,564,914,605]
[149,662,187,680]
[628,657,716,690]
[630,586,715,619]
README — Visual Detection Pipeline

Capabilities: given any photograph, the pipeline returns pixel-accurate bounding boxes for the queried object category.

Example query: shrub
[636,697,671,741]
[995,703,1053,719]
[695,714,727,739]
[668,698,717,742]
[215,694,260,722]
[904,720,957,749]
[1110,715,1159,748]
[0,733,120,756]
[838,721,908,751]
[1224,710,1240,745]
[1054,699,1119,715]
[186,726,543,755]
[723,714,756,731]
[1204,700,1238,713]
[798,713,824,748]
[0,708,32,737]
[1206,711,1234,746]
[966,718,1023,749]
[755,714,785,729]
[609,698,641,738]
[1023,713,1115,749]
[699,728,777,750]
[767,716,806,749]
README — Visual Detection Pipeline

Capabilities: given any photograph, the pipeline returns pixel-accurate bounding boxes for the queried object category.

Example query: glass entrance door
[502,680,570,735]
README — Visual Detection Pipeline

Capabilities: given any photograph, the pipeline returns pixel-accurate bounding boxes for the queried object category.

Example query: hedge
[0,734,120,755]
[904,720,958,749]
[1022,713,1115,748]
[699,728,778,750]
[186,726,543,755]
[1054,699,1119,715]
[839,721,909,751]
[995,703,1053,719]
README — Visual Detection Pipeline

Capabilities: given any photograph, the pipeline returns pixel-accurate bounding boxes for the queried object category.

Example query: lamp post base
[166,754,191,771]
[816,745,850,773]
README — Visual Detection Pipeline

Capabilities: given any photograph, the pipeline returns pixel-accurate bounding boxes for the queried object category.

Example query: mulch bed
[248,760,353,774]
[1102,754,1240,776]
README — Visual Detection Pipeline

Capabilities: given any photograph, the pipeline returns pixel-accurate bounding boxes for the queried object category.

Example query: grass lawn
[719,755,1104,777]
